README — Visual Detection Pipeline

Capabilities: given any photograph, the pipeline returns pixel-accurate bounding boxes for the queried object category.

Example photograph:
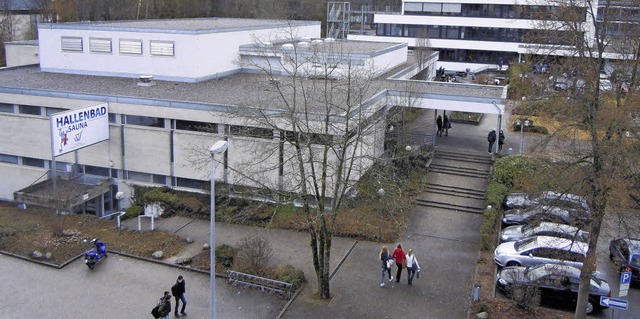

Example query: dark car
[496,264,611,314]
[609,237,640,282]
[504,191,591,213]
[502,205,590,227]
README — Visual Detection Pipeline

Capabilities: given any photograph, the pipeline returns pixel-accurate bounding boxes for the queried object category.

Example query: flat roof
[241,40,406,57]
[39,18,320,34]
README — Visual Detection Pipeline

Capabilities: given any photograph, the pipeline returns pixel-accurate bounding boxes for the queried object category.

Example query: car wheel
[506,261,520,267]
[586,301,594,314]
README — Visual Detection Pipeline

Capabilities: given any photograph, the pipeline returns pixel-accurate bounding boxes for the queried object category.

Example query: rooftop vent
[138,75,155,87]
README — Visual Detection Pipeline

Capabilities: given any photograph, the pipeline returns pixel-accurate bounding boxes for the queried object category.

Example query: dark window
[46,108,67,116]
[152,174,166,184]
[23,157,45,167]
[85,165,110,177]
[176,177,206,189]
[125,115,164,128]
[109,113,117,123]
[0,154,19,164]
[230,125,273,139]
[19,105,41,115]
[176,120,216,133]
[0,103,14,113]
[54,161,73,172]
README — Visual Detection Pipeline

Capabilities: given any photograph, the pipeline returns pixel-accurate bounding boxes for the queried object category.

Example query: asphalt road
[0,253,286,319]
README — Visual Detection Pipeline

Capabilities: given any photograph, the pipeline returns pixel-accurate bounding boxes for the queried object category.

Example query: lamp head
[209,140,228,155]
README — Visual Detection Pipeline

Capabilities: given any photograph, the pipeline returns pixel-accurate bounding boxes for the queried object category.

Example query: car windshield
[514,237,537,252]
[631,255,640,267]
[524,264,547,280]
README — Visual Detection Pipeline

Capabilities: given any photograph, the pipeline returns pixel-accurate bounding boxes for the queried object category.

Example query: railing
[227,270,294,299]
[99,210,127,229]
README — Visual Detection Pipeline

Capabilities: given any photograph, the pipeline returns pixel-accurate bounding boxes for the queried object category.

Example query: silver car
[494,235,588,268]
[500,221,590,243]
[504,191,590,213]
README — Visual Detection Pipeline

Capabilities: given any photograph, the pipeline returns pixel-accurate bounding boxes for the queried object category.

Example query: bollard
[473,284,481,302]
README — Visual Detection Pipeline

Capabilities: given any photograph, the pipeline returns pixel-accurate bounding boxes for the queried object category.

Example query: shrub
[486,181,508,208]
[480,208,499,251]
[235,236,273,276]
[506,284,541,312]
[215,244,237,268]
[123,205,143,220]
[476,300,490,313]
[492,156,536,190]
[274,264,307,290]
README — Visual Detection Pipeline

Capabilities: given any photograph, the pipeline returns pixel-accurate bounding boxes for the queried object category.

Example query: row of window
[377,24,577,46]
[403,3,586,22]
[61,36,175,57]
[0,153,206,190]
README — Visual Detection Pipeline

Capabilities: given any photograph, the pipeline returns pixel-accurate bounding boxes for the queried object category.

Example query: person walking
[405,249,421,285]
[379,246,394,287]
[171,275,187,317]
[392,244,406,283]
[498,129,505,153]
[487,129,497,154]
[436,115,443,137]
[443,115,451,136]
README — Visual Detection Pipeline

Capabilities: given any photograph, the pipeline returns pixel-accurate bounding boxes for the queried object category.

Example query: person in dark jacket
[487,129,497,154]
[379,246,394,287]
[436,115,443,137]
[443,115,451,136]
[152,291,171,319]
[498,129,505,152]
[171,275,187,317]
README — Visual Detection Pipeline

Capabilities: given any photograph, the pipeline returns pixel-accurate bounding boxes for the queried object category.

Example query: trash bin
[473,284,481,302]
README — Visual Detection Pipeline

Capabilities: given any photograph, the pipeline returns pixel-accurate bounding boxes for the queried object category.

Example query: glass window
[54,161,73,172]
[230,125,273,139]
[61,36,83,52]
[176,177,206,190]
[0,103,14,113]
[46,108,67,116]
[19,105,40,115]
[0,154,19,164]
[150,41,175,57]
[90,38,112,53]
[127,171,153,183]
[176,120,216,133]
[23,157,45,167]
[153,174,167,185]
[119,39,143,55]
[404,3,422,12]
[125,115,164,128]
[109,113,117,123]
[423,3,441,13]
[442,3,461,13]
[85,165,110,177]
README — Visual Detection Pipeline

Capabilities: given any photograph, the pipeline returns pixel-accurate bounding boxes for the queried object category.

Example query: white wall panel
[0,164,49,201]
[123,126,171,175]
[173,130,222,180]
[227,136,280,190]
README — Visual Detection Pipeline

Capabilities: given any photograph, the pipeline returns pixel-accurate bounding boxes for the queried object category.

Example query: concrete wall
[5,42,39,67]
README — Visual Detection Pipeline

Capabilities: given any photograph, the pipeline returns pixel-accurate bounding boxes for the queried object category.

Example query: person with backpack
[487,129,497,154]
[171,275,187,317]
[151,291,172,319]
[498,129,505,152]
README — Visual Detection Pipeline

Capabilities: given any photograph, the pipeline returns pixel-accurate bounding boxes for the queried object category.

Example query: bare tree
[227,28,387,298]
[0,0,14,66]
[521,1,640,317]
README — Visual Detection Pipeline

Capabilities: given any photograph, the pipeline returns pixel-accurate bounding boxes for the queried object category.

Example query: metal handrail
[99,210,127,229]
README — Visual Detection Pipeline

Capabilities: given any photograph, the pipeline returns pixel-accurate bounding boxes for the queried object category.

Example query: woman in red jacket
[392,244,406,284]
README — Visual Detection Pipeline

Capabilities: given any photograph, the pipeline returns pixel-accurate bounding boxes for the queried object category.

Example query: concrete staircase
[416,149,492,215]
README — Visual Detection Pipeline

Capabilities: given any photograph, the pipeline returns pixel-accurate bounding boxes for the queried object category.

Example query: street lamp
[209,140,228,319]
[515,119,530,155]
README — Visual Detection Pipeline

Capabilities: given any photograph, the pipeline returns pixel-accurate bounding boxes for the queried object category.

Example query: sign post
[619,271,631,297]
[600,296,628,310]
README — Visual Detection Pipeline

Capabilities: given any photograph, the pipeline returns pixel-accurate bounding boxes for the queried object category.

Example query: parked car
[609,237,640,282]
[494,235,588,268]
[496,263,611,314]
[502,205,590,227]
[504,191,590,212]
[500,221,590,243]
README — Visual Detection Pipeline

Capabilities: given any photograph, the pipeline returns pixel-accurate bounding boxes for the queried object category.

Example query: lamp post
[515,119,530,155]
[209,140,228,319]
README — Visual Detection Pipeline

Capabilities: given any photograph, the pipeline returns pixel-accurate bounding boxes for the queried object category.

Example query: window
[23,157,45,167]
[127,171,166,184]
[150,41,175,56]
[109,113,118,123]
[404,2,422,12]
[125,115,164,128]
[19,105,40,115]
[230,125,273,139]
[176,120,216,133]
[0,103,13,113]
[85,165,110,177]
[176,177,206,190]
[46,107,67,116]
[119,39,143,55]
[0,154,19,164]
[90,38,112,53]
[61,37,83,52]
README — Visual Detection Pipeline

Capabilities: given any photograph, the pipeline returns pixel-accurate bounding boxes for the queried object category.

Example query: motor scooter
[84,238,107,269]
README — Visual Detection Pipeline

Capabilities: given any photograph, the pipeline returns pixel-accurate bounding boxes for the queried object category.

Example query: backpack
[151,305,161,318]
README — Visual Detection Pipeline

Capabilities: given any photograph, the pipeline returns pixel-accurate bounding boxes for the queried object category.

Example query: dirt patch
[0,201,187,265]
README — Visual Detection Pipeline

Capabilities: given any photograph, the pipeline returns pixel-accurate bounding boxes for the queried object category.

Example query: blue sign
[621,271,632,285]
[600,296,628,310]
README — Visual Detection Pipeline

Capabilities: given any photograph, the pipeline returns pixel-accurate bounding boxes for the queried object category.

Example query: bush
[215,244,237,268]
[492,156,536,190]
[486,181,508,208]
[235,236,273,276]
[480,208,499,251]
[506,284,541,312]
[123,205,143,220]
[274,264,307,290]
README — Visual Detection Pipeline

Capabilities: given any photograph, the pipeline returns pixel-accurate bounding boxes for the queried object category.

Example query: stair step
[435,150,492,164]
[415,198,485,214]
[430,167,489,179]
[426,184,486,200]
[430,163,489,175]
